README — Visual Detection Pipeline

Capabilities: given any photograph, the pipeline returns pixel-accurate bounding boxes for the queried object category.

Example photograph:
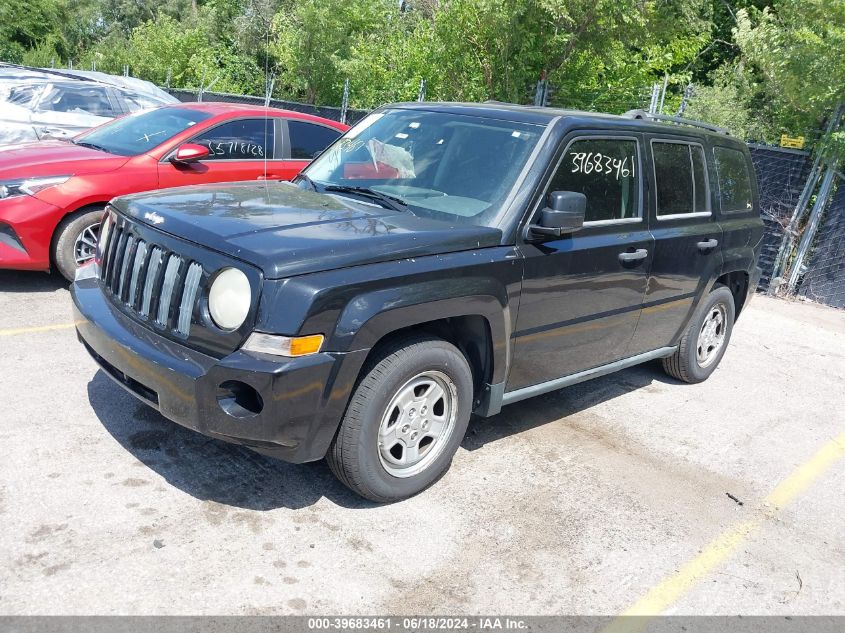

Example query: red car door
[158,117,291,188]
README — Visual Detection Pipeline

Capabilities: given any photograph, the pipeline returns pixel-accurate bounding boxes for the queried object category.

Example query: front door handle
[257,174,281,180]
[618,248,649,264]
[697,238,719,251]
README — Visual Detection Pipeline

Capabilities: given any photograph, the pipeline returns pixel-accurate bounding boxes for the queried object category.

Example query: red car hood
[0,140,130,179]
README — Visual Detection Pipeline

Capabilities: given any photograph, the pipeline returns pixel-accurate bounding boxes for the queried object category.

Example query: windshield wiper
[323,185,409,212]
[73,140,109,152]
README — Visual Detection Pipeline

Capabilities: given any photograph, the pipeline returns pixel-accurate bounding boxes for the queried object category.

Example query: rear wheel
[327,335,473,502]
[662,284,735,383]
[53,209,103,281]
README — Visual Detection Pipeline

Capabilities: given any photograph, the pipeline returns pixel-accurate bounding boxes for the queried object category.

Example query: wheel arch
[715,269,750,318]
[48,202,109,268]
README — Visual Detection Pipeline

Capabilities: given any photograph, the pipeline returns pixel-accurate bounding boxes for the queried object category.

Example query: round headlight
[208,268,251,330]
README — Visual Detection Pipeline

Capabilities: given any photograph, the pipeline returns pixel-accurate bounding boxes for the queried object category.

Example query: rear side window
[714,147,753,213]
[192,118,274,160]
[652,141,709,217]
[549,138,640,223]
[288,120,342,159]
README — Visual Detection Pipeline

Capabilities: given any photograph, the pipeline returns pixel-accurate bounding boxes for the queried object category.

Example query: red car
[0,103,348,280]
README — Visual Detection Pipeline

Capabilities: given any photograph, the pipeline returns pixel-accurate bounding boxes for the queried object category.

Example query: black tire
[662,284,735,383]
[327,334,473,503]
[53,208,103,282]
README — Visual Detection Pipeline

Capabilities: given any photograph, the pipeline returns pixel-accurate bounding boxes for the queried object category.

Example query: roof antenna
[262,24,270,191]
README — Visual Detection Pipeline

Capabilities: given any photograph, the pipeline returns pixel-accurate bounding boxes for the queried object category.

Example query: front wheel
[53,209,103,281]
[662,284,735,383]
[327,335,473,502]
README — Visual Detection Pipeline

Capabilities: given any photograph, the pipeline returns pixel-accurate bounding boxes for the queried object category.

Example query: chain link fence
[797,182,845,308]
[747,145,814,291]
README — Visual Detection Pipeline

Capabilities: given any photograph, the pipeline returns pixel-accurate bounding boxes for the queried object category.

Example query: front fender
[335,283,512,384]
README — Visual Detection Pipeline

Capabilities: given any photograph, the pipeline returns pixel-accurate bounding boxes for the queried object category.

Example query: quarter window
[714,147,753,213]
[652,141,709,217]
[288,120,342,159]
[192,119,274,160]
[549,138,640,223]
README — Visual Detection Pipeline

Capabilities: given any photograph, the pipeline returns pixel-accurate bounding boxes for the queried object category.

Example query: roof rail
[623,109,730,135]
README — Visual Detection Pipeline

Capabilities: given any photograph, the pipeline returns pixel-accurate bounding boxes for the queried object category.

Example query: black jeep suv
[72,102,763,502]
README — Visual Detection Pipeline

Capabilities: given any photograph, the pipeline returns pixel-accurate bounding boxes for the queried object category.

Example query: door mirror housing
[171,143,210,164]
[528,191,586,239]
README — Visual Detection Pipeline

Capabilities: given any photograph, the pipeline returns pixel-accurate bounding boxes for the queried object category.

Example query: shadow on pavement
[0,270,68,293]
[86,356,680,510]
[86,370,376,511]
[462,361,680,451]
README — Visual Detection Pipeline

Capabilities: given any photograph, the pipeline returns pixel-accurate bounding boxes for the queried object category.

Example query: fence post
[197,68,206,103]
[785,164,840,294]
[533,77,547,107]
[770,102,844,291]
[165,67,172,90]
[264,73,275,107]
[658,74,668,114]
[417,78,427,102]
[648,83,660,114]
[677,84,693,116]
[340,78,350,125]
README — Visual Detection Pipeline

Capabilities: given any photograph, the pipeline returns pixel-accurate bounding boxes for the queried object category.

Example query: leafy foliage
[0,0,841,147]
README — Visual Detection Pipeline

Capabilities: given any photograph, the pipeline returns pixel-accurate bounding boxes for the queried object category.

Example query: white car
[0,65,177,145]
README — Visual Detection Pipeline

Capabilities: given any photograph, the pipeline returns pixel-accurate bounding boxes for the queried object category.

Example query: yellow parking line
[603,429,845,633]
[0,322,81,336]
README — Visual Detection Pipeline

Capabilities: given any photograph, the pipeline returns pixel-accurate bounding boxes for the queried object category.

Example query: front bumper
[72,274,366,462]
[0,195,63,270]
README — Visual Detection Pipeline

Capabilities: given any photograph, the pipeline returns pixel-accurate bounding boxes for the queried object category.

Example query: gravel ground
[1,269,843,616]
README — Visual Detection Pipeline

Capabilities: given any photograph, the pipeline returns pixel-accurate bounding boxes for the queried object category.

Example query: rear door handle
[618,248,649,264]
[697,238,719,251]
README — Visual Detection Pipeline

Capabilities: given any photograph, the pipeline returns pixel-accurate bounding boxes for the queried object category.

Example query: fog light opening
[217,380,264,417]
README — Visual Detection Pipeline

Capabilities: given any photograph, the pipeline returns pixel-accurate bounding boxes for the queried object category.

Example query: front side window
[549,138,640,222]
[303,108,544,226]
[191,118,275,160]
[288,120,342,159]
[714,146,753,212]
[653,141,710,217]
[75,107,213,156]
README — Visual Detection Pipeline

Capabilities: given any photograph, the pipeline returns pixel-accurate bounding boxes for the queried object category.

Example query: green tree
[734,0,845,135]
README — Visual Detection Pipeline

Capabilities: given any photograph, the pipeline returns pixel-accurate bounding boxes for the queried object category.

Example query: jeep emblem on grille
[144,211,164,225]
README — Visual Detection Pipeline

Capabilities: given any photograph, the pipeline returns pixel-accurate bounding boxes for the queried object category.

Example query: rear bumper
[72,274,366,462]
[0,195,63,270]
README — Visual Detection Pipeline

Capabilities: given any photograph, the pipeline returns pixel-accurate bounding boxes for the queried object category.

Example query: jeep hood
[115,181,503,278]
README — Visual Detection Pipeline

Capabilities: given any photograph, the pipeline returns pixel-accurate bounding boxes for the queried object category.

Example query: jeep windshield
[73,107,212,156]
[300,108,544,225]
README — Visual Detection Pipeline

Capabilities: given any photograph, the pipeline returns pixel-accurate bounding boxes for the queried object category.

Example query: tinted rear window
[714,147,753,213]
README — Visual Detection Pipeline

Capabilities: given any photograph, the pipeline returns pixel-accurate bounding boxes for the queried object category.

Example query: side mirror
[171,143,210,164]
[527,191,586,239]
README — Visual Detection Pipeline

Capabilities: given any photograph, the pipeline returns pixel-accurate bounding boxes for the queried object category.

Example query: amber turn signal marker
[288,334,324,357]
[243,332,325,357]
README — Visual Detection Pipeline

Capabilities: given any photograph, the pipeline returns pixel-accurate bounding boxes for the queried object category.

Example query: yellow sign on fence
[780,134,806,149]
